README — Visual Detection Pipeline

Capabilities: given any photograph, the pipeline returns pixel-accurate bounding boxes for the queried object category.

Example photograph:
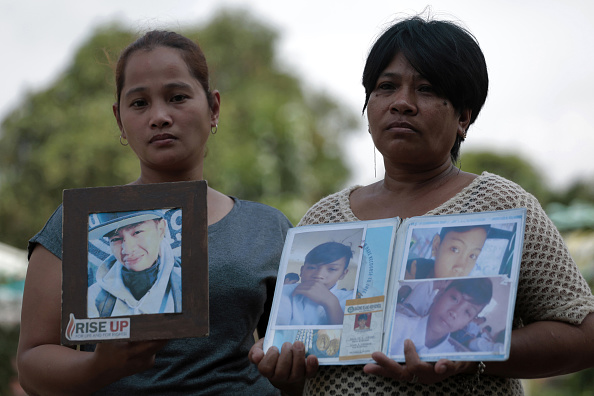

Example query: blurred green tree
[460,150,551,205]
[461,150,594,396]
[550,178,594,206]
[0,9,358,248]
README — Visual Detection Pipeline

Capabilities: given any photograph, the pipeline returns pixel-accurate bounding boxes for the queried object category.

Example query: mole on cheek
[443,101,448,106]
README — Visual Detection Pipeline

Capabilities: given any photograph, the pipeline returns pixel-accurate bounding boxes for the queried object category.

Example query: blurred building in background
[0,242,26,396]
[0,242,26,326]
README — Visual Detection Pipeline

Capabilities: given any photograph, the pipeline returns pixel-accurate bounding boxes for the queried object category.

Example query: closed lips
[150,133,176,143]
[386,121,415,131]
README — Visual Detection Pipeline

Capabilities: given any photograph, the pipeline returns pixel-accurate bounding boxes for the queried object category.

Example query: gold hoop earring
[119,136,129,146]
[210,124,218,135]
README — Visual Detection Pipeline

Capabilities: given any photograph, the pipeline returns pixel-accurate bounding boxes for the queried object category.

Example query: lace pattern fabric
[298,172,594,396]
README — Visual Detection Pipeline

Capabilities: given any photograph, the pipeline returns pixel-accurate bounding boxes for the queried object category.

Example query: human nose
[121,236,138,255]
[452,257,471,275]
[449,303,465,320]
[150,102,172,128]
[452,262,465,276]
[389,88,417,115]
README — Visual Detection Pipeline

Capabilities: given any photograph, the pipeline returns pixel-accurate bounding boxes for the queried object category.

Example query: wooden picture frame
[61,180,208,345]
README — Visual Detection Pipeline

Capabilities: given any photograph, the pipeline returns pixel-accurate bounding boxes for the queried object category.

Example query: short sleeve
[28,205,63,260]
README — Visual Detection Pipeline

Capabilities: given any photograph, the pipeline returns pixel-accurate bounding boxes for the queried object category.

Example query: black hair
[115,30,214,110]
[284,272,300,282]
[304,242,354,270]
[362,15,489,162]
[443,278,492,307]
[358,313,368,321]
[438,224,491,242]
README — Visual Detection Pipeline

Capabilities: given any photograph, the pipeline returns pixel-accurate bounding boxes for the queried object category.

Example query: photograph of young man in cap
[87,209,182,318]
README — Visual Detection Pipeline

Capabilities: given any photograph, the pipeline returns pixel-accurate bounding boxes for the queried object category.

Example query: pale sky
[2,0,593,190]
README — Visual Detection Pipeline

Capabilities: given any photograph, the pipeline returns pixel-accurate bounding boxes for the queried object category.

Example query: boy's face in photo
[109,219,166,272]
[300,257,348,290]
[357,317,367,328]
[432,227,488,278]
[426,287,484,340]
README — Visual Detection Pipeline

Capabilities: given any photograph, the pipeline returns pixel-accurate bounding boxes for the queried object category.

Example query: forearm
[20,339,165,396]
[323,298,344,325]
[19,345,116,396]
[486,313,594,379]
[19,246,128,395]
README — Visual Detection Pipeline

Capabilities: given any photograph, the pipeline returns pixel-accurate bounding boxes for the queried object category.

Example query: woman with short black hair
[250,14,594,396]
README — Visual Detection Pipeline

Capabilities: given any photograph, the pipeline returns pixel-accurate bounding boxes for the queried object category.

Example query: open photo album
[263,208,526,365]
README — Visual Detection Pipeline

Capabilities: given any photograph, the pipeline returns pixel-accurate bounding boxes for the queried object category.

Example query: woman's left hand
[363,339,475,384]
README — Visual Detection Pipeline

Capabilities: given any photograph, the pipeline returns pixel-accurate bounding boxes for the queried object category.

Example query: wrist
[321,294,340,309]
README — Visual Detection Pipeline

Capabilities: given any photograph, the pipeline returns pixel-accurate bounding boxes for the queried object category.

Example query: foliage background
[1,8,594,396]
[0,10,358,250]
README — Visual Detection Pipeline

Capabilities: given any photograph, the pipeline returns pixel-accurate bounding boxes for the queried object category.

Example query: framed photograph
[61,180,208,345]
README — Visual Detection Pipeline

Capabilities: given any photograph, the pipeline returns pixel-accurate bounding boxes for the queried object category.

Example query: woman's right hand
[249,338,319,396]
[93,340,167,379]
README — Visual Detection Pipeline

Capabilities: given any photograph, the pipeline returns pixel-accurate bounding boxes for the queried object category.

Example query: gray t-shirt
[29,198,291,395]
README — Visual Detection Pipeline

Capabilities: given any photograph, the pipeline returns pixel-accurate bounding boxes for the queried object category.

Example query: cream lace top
[298,172,594,396]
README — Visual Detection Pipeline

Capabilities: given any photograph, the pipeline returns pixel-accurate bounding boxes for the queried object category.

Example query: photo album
[61,180,209,345]
[263,208,526,365]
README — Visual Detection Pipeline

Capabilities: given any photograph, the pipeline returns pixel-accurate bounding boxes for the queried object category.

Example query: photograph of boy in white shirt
[389,278,492,357]
[276,242,354,326]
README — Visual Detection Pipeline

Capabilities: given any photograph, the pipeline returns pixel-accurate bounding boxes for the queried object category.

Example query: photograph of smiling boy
[405,225,491,280]
[87,209,182,318]
[389,278,492,357]
[276,241,356,326]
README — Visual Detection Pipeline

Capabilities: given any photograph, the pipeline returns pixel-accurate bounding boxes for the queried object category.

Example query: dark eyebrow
[118,221,148,234]
[123,82,193,99]
[123,86,147,99]
[450,237,468,246]
[377,71,399,81]
[462,294,485,309]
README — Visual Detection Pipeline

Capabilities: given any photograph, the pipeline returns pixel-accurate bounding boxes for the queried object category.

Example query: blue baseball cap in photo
[88,210,163,240]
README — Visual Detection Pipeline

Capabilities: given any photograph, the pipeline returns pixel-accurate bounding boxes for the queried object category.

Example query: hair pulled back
[115,30,214,109]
